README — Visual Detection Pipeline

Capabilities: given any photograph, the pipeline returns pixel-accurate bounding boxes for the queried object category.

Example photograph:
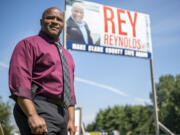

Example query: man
[9,7,76,135]
[66,3,93,44]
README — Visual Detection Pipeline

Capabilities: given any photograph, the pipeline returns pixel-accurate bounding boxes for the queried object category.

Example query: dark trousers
[13,98,68,135]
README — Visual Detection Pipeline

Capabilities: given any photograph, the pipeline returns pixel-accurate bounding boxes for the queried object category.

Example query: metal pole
[79,107,83,135]
[81,123,86,135]
[159,122,175,135]
[150,57,159,135]
[63,0,67,49]
[140,112,154,135]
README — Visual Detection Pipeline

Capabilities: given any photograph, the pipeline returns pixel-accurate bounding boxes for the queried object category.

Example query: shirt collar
[39,31,60,44]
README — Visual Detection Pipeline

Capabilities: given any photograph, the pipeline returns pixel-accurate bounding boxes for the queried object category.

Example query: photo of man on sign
[65,0,101,46]
[66,2,93,44]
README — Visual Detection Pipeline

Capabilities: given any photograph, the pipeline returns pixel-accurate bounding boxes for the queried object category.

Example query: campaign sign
[75,108,81,135]
[65,0,152,58]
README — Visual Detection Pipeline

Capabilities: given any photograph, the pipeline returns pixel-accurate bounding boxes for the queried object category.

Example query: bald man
[9,7,76,135]
[66,3,93,44]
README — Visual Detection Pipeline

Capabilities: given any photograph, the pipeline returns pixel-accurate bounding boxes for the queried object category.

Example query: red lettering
[118,37,124,47]
[128,38,132,49]
[110,35,113,45]
[117,9,127,36]
[114,35,118,46]
[133,39,137,49]
[104,33,109,45]
[103,6,115,34]
[127,11,138,37]
[124,37,128,48]
[137,40,141,49]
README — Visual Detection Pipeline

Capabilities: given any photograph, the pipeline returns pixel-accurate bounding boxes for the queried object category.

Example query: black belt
[35,95,66,108]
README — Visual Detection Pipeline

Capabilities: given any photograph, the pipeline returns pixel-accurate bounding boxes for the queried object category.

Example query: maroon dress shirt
[9,31,76,105]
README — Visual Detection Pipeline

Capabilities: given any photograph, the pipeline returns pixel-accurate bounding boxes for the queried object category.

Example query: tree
[86,105,154,135]
[86,122,96,132]
[86,74,180,134]
[0,97,13,135]
[150,74,180,133]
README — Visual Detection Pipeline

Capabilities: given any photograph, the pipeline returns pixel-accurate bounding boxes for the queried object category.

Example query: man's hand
[17,97,48,134]
[67,120,75,135]
[28,114,48,134]
[67,106,75,135]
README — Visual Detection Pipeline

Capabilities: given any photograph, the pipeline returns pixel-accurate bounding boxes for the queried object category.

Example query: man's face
[72,6,84,23]
[41,8,64,40]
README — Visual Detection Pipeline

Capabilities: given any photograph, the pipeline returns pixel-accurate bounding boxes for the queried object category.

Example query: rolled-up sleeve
[9,40,34,101]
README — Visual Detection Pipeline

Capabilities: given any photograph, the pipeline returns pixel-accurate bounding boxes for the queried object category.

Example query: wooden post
[0,121,5,135]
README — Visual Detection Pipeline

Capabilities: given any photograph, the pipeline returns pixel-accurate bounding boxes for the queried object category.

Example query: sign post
[150,57,159,135]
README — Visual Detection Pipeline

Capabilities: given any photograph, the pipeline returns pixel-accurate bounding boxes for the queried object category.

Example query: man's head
[40,7,64,41]
[71,3,84,23]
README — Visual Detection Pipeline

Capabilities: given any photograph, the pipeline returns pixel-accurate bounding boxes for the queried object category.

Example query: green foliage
[86,74,180,134]
[86,105,154,135]
[86,122,96,132]
[0,97,13,135]
[151,74,180,134]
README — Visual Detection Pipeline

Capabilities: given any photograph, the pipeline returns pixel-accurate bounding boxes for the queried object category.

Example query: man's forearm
[67,105,75,135]
[67,105,75,122]
[17,97,37,117]
[17,96,48,134]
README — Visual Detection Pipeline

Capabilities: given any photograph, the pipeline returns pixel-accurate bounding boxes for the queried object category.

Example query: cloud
[134,97,152,105]
[0,61,9,68]
[75,77,128,97]
[75,77,152,106]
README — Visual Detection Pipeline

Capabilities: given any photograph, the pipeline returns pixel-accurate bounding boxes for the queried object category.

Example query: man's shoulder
[17,34,43,47]
[22,34,42,43]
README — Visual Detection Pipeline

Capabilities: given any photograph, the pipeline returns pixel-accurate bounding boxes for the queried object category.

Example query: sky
[0,0,180,126]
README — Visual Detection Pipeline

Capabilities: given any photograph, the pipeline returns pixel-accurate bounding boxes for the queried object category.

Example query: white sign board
[65,0,152,58]
[75,108,81,135]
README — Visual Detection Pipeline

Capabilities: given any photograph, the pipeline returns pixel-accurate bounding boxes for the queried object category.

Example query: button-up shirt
[9,31,76,105]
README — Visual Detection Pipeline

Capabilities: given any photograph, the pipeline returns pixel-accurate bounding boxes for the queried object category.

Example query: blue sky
[0,0,180,125]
